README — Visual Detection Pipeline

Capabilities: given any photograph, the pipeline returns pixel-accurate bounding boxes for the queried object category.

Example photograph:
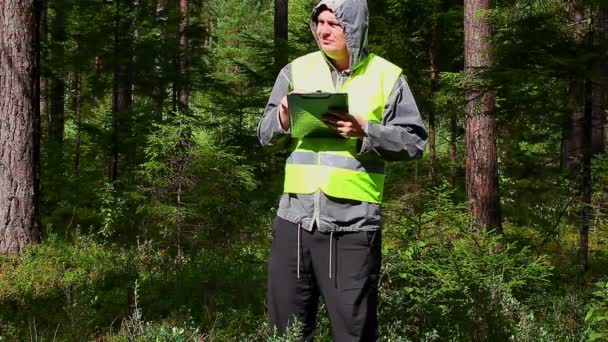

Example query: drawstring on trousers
[295,222,336,280]
[297,223,302,279]
[329,231,334,279]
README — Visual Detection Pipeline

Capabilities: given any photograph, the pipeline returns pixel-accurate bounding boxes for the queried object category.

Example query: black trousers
[267,216,381,341]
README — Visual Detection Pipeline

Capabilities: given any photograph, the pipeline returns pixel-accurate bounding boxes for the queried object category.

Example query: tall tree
[178,0,189,111]
[111,0,133,182]
[274,0,288,72]
[151,0,168,115]
[428,21,439,181]
[0,0,42,254]
[449,107,459,186]
[464,0,501,232]
[48,0,67,162]
[40,0,48,142]
[562,0,586,173]
[579,0,608,272]
[592,1,607,155]
[73,37,83,177]
[580,74,593,272]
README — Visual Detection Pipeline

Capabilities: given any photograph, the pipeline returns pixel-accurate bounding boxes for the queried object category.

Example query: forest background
[1,0,608,340]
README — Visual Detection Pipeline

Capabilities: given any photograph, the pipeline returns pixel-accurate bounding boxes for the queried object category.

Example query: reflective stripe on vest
[284,52,402,204]
[287,151,385,174]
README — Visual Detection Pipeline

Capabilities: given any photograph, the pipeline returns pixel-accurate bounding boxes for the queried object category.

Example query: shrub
[0,233,135,341]
[585,281,608,341]
[380,184,554,341]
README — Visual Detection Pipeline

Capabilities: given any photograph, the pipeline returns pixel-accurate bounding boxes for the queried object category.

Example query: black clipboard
[287,92,349,138]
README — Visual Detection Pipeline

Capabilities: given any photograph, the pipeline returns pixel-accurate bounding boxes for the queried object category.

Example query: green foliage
[381,184,554,341]
[266,319,305,342]
[592,154,608,228]
[0,233,135,341]
[586,281,608,341]
[109,280,206,342]
[99,182,127,238]
[288,0,319,56]
[17,0,608,339]
[204,0,274,146]
[0,232,271,340]
[137,114,259,247]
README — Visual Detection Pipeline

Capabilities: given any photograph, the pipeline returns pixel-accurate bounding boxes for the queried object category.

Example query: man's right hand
[279,95,290,130]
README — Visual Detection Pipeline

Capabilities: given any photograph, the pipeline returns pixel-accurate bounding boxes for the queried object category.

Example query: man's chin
[322,49,344,59]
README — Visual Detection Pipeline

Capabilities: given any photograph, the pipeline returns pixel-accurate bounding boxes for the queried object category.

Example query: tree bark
[592,2,607,155]
[580,76,592,272]
[111,0,133,182]
[73,56,82,178]
[562,0,586,173]
[428,25,439,182]
[40,0,48,143]
[464,0,502,232]
[153,0,167,117]
[0,0,42,254]
[177,0,189,112]
[502,125,513,175]
[111,0,121,182]
[48,0,66,161]
[274,0,288,73]
[449,109,458,185]
[449,104,458,163]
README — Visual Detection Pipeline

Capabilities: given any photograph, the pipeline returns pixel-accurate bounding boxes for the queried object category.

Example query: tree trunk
[48,1,66,166]
[0,0,42,254]
[172,82,177,114]
[154,0,167,117]
[592,2,607,155]
[111,0,133,182]
[464,0,502,232]
[73,60,82,178]
[502,125,513,175]
[428,25,439,182]
[581,75,592,272]
[111,0,121,182]
[274,0,288,73]
[177,0,189,112]
[40,0,48,143]
[562,0,586,173]
[450,106,458,163]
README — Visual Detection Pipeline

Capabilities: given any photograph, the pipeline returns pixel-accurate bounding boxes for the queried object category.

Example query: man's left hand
[322,109,367,140]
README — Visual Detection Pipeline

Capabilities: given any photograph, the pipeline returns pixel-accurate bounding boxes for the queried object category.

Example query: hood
[309,0,369,71]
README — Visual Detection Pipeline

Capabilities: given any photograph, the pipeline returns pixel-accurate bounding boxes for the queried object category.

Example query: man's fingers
[322,114,339,125]
[324,120,348,128]
[323,114,351,125]
[327,109,349,118]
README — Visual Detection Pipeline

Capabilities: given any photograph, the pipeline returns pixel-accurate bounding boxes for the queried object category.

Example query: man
[257,0,427,340]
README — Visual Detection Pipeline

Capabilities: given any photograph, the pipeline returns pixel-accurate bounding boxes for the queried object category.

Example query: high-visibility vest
[284,51,402,204]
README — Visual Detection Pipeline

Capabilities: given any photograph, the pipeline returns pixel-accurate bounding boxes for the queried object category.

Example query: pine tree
[275,0,288,72]
[0,0,42,254]
[464,0,502,232]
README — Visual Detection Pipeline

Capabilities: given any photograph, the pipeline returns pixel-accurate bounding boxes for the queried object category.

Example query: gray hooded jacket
[257,0,427,232]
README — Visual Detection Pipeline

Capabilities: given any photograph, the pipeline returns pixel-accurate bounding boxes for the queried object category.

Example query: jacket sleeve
[257,65,293,148]
[358,76,428,161]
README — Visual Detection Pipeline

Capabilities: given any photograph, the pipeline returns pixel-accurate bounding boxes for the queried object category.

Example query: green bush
[585,281,608,341]
[0,233,135,341]
[380,184,554,341]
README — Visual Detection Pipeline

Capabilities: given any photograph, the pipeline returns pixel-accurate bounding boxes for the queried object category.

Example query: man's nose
[319,24,331,36]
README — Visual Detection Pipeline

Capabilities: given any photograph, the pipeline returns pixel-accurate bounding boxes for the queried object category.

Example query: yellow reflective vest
[284,51,402,204]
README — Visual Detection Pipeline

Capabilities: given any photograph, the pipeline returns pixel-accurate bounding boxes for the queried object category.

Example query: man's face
[315,9,348,61]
